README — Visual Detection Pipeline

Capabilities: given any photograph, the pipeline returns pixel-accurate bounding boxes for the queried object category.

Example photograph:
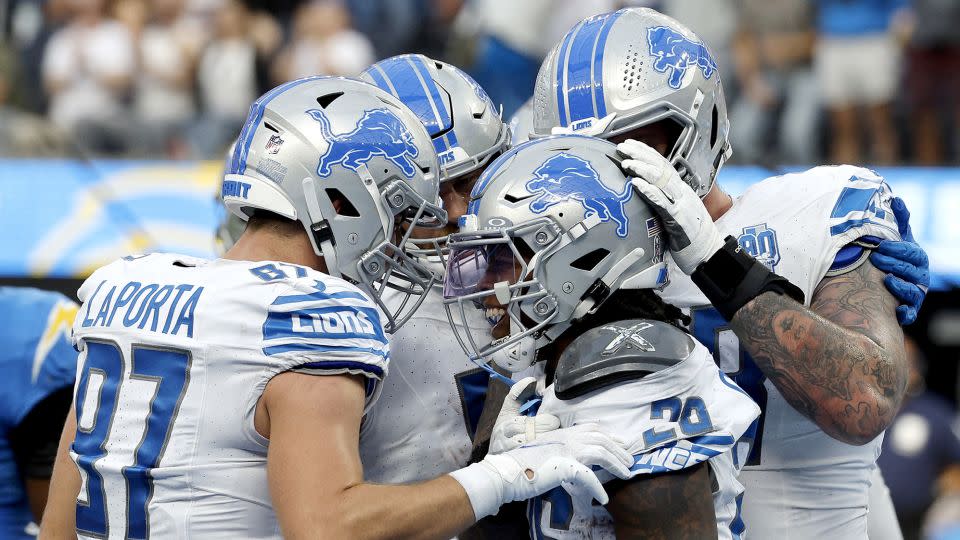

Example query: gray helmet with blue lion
[220,76,446,332]
[532,7,732,198]
[442,134,668,372]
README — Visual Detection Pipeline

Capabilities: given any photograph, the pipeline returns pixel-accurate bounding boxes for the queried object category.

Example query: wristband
[691,236,804,320]
[448,461,504,520]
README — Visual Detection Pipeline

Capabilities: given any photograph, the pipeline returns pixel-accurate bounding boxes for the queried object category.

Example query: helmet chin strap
[302,177,340,279]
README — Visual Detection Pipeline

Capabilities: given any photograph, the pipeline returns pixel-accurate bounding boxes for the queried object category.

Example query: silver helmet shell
[443,135,668,372]
[508,96,535,146]
[221,76,446,332]
[361,54,510,183]
[532,7,732,197]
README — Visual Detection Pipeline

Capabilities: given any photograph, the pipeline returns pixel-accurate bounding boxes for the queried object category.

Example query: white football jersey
[528,335,760,540]
[70,254,389,540]
[360,288,490,483]
[658,166,901,538]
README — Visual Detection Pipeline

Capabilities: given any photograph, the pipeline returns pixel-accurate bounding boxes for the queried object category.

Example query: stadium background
[0,0,957,538]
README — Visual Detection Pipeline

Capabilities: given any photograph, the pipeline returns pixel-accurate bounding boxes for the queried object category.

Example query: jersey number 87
[73,340,191,539]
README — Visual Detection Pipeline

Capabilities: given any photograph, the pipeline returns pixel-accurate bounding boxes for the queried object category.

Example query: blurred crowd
[0,0,957,164]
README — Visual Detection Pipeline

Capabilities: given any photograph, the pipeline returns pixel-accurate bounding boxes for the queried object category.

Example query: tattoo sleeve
[730,259,907,445]
[606,461,717,540]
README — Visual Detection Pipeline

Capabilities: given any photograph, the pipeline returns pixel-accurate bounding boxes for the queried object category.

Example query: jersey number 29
[73,340,191,539]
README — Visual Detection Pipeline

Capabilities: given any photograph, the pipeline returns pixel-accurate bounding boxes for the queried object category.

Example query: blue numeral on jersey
[73,341,191,539]
[250,262,308,281]
[74,341,123,537]
[642,396,714,448]
[529,486,574,537]
[690,307,766,465]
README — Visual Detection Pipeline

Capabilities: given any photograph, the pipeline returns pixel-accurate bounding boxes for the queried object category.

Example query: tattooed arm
[606,462,717,540]
[730,259,907,445]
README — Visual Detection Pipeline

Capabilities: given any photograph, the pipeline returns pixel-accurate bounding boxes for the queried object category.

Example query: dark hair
[575,288,690,331]
[245,210,301,236]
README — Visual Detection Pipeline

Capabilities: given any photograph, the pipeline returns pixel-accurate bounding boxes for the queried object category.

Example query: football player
[356,54,510,483]
[443,135,760,539]
[530,7,927,538]
[0,288,78,539]
[40,77,632,540]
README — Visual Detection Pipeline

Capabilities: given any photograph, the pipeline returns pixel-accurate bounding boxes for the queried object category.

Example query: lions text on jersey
[70,254,388,539]
[527,321,759,540]
[659,166,901,538]
[0,288,78,540]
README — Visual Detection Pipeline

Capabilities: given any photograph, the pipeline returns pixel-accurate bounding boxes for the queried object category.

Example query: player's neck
[223,229,328,272]
[702,184,733,221]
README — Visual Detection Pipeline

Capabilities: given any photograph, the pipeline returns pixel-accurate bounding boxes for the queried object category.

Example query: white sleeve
[259,277,390,406]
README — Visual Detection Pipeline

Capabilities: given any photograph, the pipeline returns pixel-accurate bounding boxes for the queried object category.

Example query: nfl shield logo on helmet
[738,223,780,271]
[265,135,284,154]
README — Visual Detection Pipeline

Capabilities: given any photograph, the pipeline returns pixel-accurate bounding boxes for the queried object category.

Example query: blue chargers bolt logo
[647,26,718,89]
[525,153,633,238]
[307,108,420,178]
[738,223,780,271]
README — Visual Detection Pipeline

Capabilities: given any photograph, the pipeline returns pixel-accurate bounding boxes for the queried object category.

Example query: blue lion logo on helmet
[307,108,420,178]
[525,153,633,238]
[647,26,718,90]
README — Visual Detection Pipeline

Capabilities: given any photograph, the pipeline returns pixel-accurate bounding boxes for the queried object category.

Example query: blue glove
[869,197,929,325]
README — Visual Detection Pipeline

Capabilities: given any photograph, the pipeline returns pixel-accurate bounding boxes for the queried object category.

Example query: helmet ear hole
[570,248,610,271]
[710,105,719,148]
[325,188,360,217]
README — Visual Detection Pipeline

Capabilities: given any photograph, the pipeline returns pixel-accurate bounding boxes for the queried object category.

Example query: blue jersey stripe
[229,76,324,175]
[830,186,879,218]
[295,359,385,378]
[270,289,371,304]
[591,10,623,118]
[554,28,575,126]
[564,15,607,123]
[263,342,389,359]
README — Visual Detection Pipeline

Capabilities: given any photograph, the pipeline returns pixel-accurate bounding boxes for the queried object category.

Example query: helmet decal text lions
[647,26,718,90]
[525,152,633,238]
[307,107,420,178]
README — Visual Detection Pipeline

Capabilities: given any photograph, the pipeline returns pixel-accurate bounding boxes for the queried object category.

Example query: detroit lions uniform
[527,320,759,540]
[70,253,388,540]
[0,288,78,540]
[360,288,490,483]
[658,165,901,538]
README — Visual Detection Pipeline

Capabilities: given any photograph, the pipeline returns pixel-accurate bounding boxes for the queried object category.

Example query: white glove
[490,377,561,454]
[449,426,633,519]
[618,139,726,275]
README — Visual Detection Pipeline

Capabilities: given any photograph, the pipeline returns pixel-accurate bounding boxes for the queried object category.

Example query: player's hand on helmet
[617,139,726,274]
[870,196,929,325]
[490,377,561,453]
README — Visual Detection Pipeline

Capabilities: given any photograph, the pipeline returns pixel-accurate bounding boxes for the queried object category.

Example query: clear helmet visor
[442,228,555,371]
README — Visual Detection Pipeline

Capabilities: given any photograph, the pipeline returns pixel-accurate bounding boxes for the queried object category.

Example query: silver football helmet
[215,139,245,254]
[361,54,511,266]
[221,76,446,332]
[443,135,668,373]
[532,7,732,197]
[509,96,535,146]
